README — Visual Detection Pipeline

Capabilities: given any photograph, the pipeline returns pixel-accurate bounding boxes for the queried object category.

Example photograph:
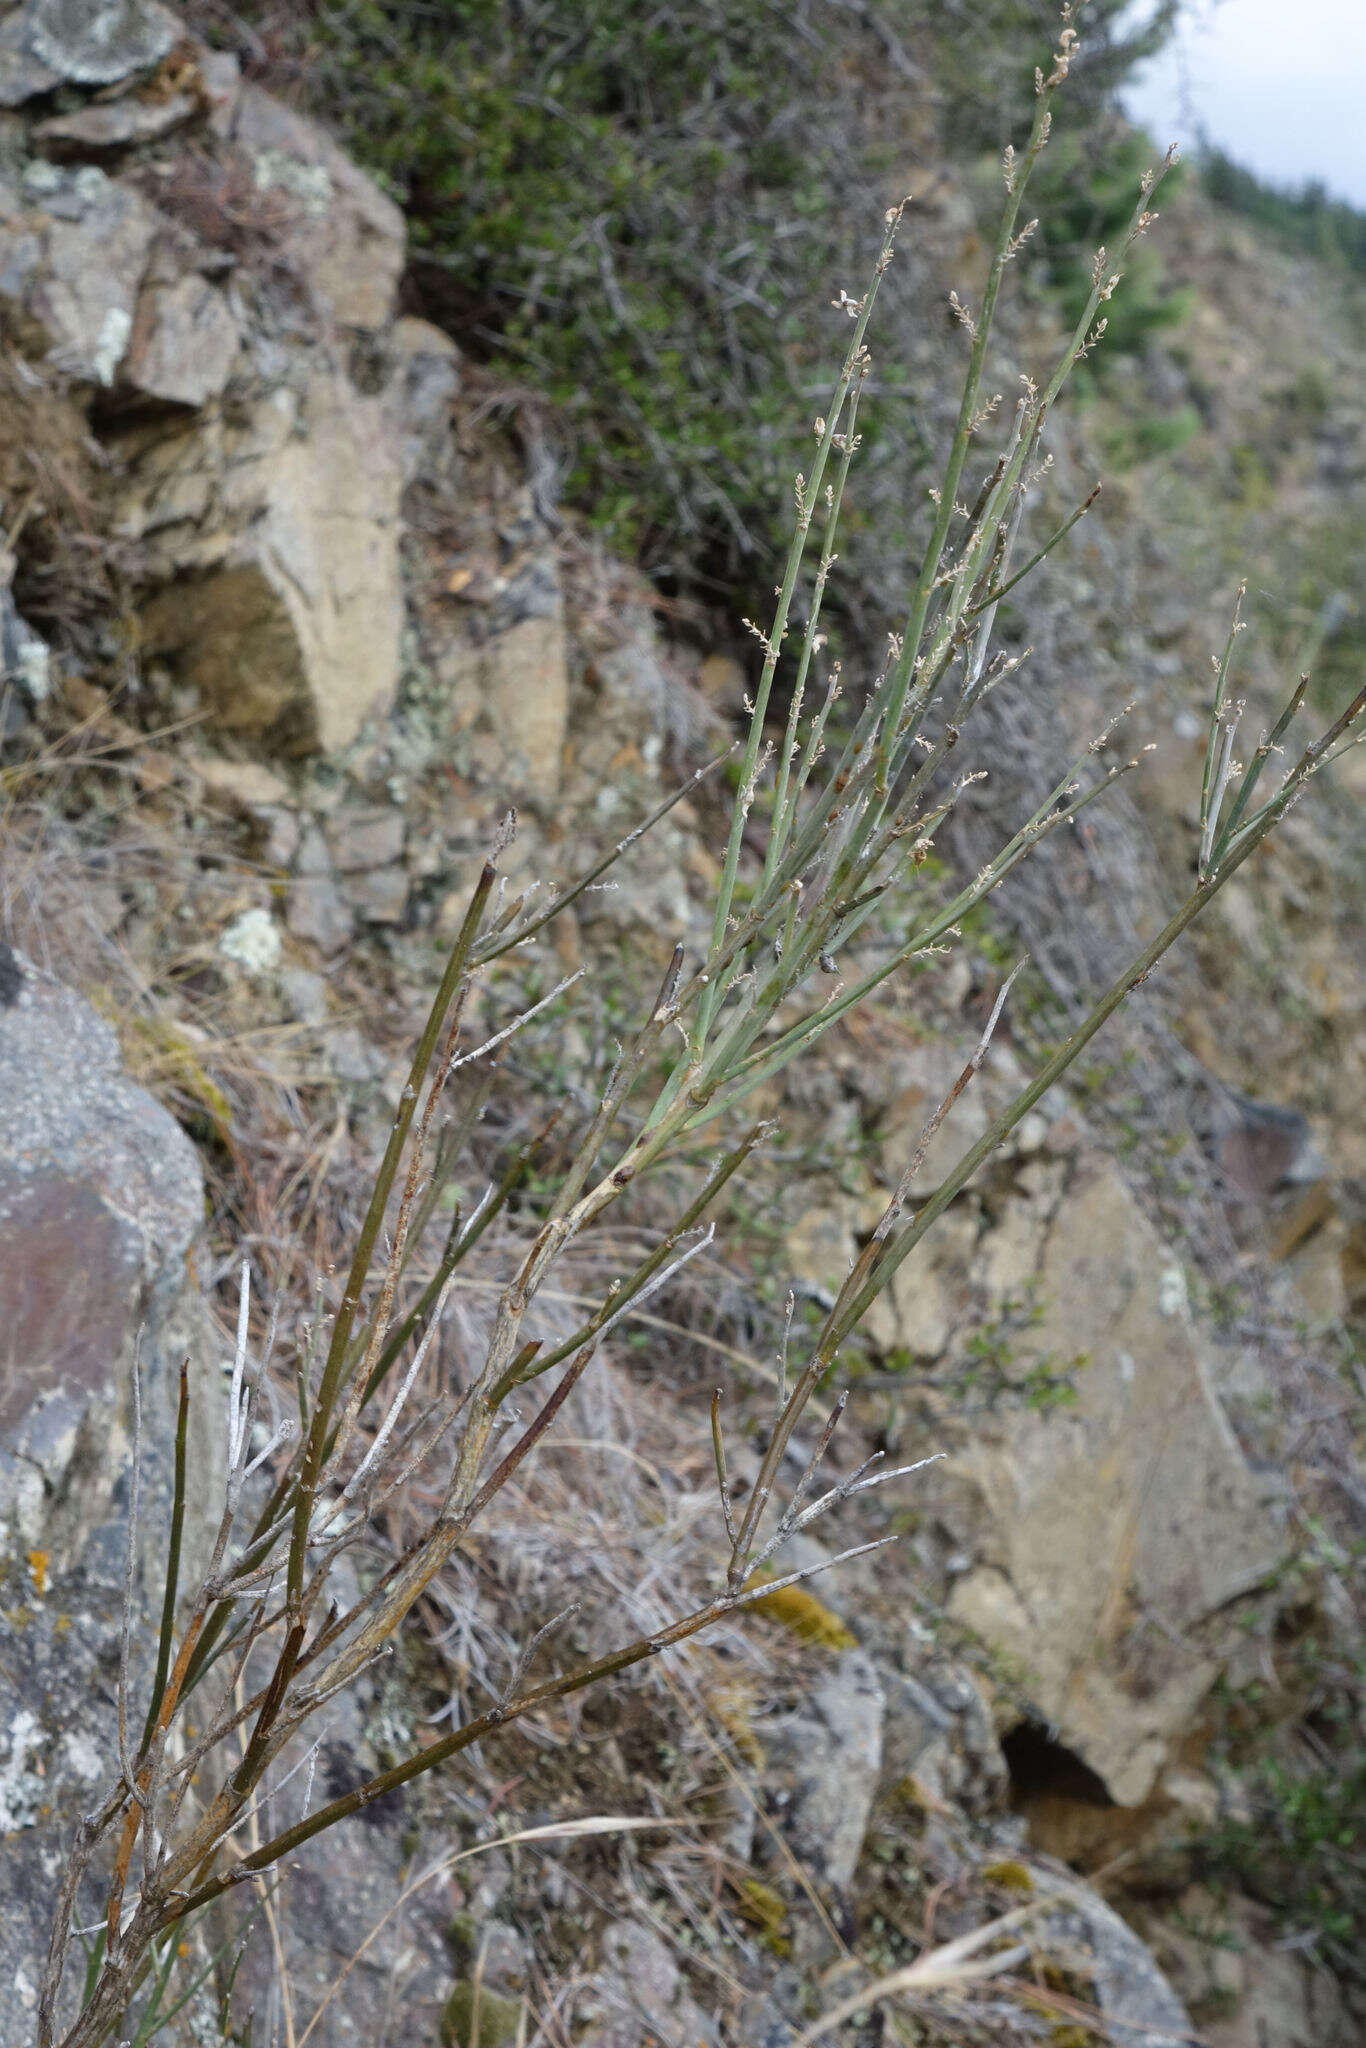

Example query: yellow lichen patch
[708,1682,765,1767]
[129,1015,235,1139]
[735,1877,791,1956]
[1032,1960,1094,2000]
[981,1858,1035,1894]
[747,1580,856,1650]
[889,1773,951,1817]
[28,1549,49,1598]
[90,998,234,1141]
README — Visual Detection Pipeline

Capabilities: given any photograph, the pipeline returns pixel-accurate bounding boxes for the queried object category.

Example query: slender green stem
[1211,670,1307,865]
[961,483,1101,622]
[766,376,867,884]
[354,1111,554,1414]
[695,208,903,1055]
[1199,586,1245,872]
[139,1362,190,1758]
[877,85,1055,761]
[496,1124,766,1397]
[286,862,495,1610]
[475,750,730,965]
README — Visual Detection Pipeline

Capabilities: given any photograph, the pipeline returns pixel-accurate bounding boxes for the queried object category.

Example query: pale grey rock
[763,1649,884,1891]
[196,42,239,136]
[579,1919,718,2048]
[257,803,300,869]
[279,964,330,1026]
[879,1198,979,1359]
[434,610,568,809]
[287,872,355,955]
[735,1998,798,2048]
[33,89,198,158]
[879,1655,1010,1820]
[190,751,291,813]
[224,1789,452,2046]
[878,1667,955,1789]
[388,314,461,484]
[1037,1874,1196,2048]
[1,583,51,699]
[295,819,334,877]
[327,804,405,873]
[916,1660,1010,1817]
[121,271,239,405]
[321,1025,388,1086]
[340,863,409,924]
[0,9,59,104]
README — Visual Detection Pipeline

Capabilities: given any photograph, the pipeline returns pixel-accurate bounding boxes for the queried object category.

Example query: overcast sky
[1119,0,1366,205]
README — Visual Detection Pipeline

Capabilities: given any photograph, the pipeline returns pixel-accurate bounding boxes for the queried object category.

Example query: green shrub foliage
[203,1,1177,596]
[1031,128,1192,364]
[1203,146,1366,274]
[299,0,888,578]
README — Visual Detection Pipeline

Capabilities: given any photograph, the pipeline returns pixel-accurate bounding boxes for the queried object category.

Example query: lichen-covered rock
[0,160,157,384]
[231,81,405,332]
[23,0,180,86]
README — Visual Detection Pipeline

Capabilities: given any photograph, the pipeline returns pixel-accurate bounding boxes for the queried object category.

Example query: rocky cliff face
[1,10,406,749]
[0,6,1362,2046]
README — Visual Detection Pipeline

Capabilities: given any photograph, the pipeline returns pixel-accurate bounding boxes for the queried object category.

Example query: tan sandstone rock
[120,365,403,750]
[940,1157,1288,1805]
[437,609,570,810]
